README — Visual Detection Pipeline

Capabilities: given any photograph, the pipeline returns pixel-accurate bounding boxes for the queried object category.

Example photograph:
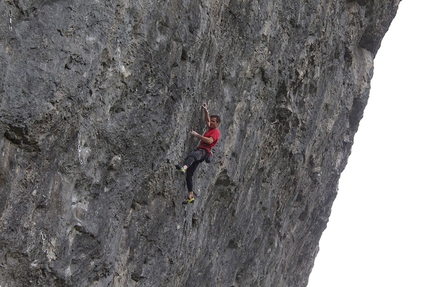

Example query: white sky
[308,1,430,286]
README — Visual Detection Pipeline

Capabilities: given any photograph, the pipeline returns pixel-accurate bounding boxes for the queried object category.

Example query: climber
[175,103,221,204]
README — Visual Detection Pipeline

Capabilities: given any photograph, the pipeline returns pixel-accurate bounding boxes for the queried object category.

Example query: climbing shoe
[175,164,185,174]
[182,197,194,204]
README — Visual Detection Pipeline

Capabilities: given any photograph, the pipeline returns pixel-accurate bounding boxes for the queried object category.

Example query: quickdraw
[9,10,12,31]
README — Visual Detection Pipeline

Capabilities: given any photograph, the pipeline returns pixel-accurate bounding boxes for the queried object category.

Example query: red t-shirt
[197,128,220,152]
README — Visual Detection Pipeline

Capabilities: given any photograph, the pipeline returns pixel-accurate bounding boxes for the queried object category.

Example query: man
[175,103,221,204]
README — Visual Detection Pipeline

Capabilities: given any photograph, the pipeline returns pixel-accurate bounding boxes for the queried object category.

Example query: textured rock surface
[0,0,399,286]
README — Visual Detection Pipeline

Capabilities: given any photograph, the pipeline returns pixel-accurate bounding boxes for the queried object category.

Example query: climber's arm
[202,103,210,128]
[191,131,213,144]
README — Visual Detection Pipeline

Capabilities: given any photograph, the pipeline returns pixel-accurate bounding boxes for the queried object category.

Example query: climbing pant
[183,149,206,192]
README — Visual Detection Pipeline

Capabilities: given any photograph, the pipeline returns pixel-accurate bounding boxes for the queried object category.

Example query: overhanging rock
[0,0,399,286]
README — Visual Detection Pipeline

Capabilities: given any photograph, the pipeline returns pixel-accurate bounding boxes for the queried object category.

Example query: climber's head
[209,115,221,129]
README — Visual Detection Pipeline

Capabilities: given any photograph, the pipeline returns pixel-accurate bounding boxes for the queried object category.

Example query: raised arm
[202,103,210,128]
[189,103,216,143]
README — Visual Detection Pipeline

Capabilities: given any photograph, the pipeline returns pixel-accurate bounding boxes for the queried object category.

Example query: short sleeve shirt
[198,128,220,152]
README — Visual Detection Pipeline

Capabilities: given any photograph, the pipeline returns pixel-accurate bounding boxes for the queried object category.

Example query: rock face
[0,0,398,286]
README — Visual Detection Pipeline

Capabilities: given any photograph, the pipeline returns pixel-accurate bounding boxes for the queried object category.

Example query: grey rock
[0,0,399,286]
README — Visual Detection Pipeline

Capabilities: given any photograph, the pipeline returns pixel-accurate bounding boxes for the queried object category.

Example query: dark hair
[210,115,221,123]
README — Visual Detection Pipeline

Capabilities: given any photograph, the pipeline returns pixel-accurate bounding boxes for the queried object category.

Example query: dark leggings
[184,149,206,192]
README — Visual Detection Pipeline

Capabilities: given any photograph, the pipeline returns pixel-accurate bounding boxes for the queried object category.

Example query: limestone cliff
[0,0,399,286]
